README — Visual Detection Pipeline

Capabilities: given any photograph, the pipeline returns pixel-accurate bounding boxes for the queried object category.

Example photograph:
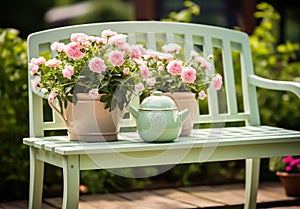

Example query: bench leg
[244,158,260,209]
[28,147,44,209]
[62,155,80,209]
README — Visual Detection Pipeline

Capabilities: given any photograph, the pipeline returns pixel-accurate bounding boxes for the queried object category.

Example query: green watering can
[129,91,190,142]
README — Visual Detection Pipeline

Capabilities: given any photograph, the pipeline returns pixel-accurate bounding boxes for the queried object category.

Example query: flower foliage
[29,29,222,111]
[269,156,300,173]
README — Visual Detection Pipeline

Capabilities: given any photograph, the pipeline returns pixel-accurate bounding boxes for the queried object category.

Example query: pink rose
[190,50,199,58]
[181,67,196,83]
[158,66,164,72]
[62,65,74,79]
[198,90,207,100]
[130,45,142,59]
[101,29,117,38]
[162,43,181,54]
[88,89,99,99]
[48,91,57,102]
[135,83,145,92]
[29,63,39,75]
[108,50,124,67]
[194,56,211,70]
[30,57,46,65]
[211,74,223,90]
[88,36,106,44]
[108,34,127,47]
[167,60,183,75]
[123,68,130,74]
[119,43,131,53]
[71,33,89,43]
[140,65,150,79]
[51,42,65,52]
[32,76,41,90]
[89,57,106,74]
[45,58,61,68]
[65,42,85,60]
[146,77,156,86]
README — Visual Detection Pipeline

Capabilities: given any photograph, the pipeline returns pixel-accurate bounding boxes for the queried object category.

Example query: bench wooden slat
[23,126,300,156]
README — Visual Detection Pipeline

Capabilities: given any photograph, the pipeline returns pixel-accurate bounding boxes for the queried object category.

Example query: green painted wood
[28,147,44,209]
[62,155,80,209]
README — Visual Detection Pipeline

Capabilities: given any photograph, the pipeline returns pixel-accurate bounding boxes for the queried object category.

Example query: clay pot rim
[276,171,300,177]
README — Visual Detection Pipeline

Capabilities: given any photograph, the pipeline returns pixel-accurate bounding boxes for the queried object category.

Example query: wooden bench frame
[24,21,300,209]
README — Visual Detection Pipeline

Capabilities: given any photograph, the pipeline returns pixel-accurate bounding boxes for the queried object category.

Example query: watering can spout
[128,104,139,118]
[179,109,190,123]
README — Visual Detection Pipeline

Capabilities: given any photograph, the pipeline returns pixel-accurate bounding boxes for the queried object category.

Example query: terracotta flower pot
[49,93,124,142]
[170,92,198,136]
[276,171,300,197]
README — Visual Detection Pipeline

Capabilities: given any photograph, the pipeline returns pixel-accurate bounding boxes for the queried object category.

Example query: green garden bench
[24,21,300,209]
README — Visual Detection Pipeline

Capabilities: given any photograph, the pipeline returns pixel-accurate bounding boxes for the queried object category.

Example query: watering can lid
[139,91,177,110]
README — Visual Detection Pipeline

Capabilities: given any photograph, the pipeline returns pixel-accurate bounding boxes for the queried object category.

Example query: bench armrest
[249,75,300,98]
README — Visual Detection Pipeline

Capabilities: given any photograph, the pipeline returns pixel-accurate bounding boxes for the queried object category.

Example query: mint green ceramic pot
[129,91,189,142]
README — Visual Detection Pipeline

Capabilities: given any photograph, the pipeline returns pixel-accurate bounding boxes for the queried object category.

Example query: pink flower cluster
[283,156,300,172]
[29,29,223,105]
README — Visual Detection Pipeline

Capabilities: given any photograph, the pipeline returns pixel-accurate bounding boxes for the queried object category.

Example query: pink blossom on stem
[140,65,150,79]
[283,156,293,163]
[88,36,106,44]
[101,29,117,38]
[62,65,74,79]
[195,56,211,70]
[146,77,156,86]
[48,91,57,102]
[88,89,99,99]
[65,42,85,60]
[29,63,39,75]
[135,83,145,92]
[108,34,127,47]
[211,74,223,90]
[181,67,196,83]
[118,43,131,53]
[162,43,182,54]
[123,68,130,74]
[30,57,46,65]
[198,90,207,100]
[286,165,292,172]
[190,50,199,58]
[71,33,89,43]
[51,42,65,52]
[32,76,41,90]
[158,66,164,72]
[167,60,183,75]
[45,58,61,68]
[89,57,106,74]
[108,50,125,67]
[130,45,142,59]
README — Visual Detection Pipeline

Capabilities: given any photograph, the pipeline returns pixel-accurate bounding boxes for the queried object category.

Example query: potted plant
[133,42,223,136]
[269,156,300,196]
[29,29,222,141]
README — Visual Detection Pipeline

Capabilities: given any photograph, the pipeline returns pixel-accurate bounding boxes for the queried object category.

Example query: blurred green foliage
[0,1,299,200]
[162,0,200,22]
[0,28,29,200]
[250,2,300,131]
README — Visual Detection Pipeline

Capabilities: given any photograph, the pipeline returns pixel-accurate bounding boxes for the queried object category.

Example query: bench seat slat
[23,126,300,155]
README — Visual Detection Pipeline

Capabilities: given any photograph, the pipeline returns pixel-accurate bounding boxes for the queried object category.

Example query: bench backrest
[27,21,260,137]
